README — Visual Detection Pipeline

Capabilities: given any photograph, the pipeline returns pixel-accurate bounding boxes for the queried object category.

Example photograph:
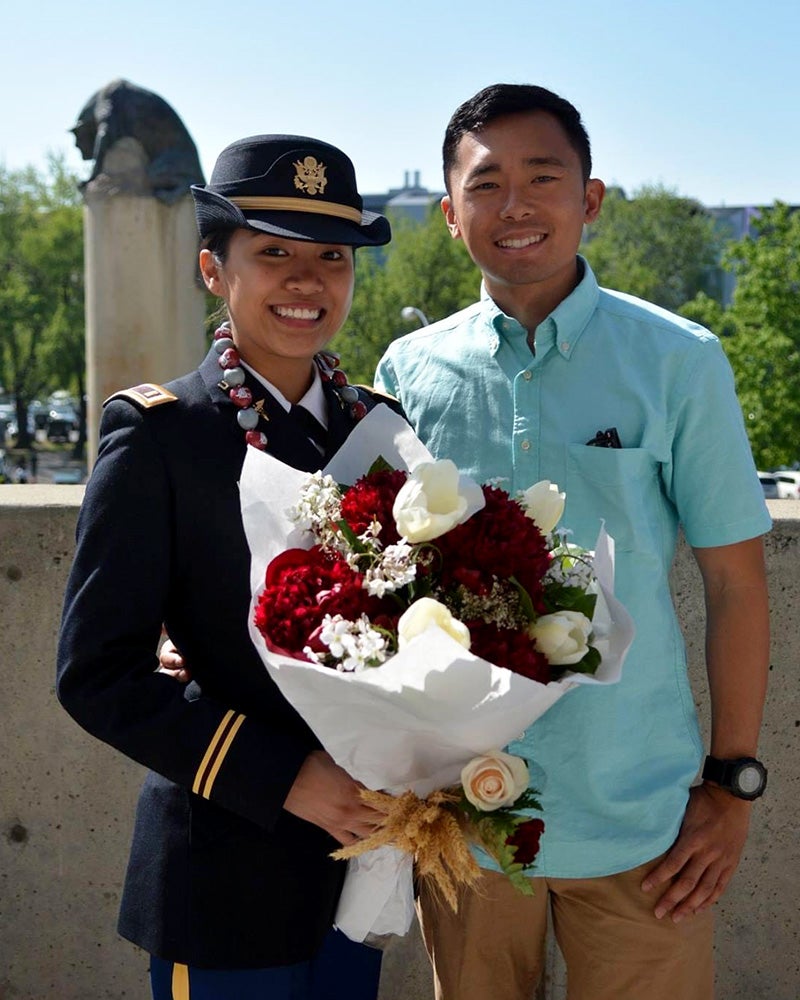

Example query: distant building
[363,171,443,224]
[706,205,784,306]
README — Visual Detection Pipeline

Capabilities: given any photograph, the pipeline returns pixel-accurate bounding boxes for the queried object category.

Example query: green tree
[583,185,721,312]
[0,155,85,450]
[716,202,800,468]
[332,205,480,384]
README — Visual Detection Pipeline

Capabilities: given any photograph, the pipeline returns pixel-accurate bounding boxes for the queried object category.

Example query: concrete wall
[1,489,798,999]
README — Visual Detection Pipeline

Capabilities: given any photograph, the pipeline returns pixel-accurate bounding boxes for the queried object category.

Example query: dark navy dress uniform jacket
[56,347,403,969]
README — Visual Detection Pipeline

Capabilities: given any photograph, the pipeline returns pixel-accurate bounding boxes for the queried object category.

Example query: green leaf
[367,455,396,476]
[567,645,602,675]
[508,575,536,621]
[542,584,597,618]
[334,519,368,553]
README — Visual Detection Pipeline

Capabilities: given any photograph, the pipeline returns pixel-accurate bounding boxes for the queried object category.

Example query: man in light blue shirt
[376,84,770,1000]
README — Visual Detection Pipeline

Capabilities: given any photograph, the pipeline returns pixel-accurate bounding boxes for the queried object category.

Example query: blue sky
[3,0,798,207]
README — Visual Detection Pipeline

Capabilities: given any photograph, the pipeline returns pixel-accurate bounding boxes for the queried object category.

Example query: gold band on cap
[230,195,363,224]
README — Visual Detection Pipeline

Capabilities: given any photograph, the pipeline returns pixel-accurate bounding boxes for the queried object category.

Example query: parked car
[771,470,800,500]
[28,400,50,431]
[758,472,779,500]
[0,403,15,442]
[46,405,79,443]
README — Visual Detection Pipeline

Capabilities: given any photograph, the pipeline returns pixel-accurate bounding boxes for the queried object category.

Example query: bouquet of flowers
[240,406,634,941]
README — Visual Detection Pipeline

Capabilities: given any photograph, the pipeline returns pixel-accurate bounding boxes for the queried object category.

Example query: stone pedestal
[82,140,206,465]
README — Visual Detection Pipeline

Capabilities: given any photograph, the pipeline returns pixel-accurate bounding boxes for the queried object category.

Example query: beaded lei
[212,321,368,450]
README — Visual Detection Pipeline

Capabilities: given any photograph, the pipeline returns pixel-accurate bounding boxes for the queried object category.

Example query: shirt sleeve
[663,337,772,548]
[374,351,400,402]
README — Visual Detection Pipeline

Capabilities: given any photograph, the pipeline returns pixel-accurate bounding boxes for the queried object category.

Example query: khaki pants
[417,858,714,1000]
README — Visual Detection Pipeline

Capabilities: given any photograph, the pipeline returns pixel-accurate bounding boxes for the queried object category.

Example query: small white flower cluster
[289,472,342,533]
[304,614,389,672]
[485,476,510,489]
[546,539,596,591]
[363,541,417,597]
[357,519,383,548]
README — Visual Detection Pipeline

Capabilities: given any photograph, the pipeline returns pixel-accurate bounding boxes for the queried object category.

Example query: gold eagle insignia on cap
[293,156,327,196]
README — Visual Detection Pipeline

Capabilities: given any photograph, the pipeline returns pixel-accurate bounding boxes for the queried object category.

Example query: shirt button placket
[513,367,539,490]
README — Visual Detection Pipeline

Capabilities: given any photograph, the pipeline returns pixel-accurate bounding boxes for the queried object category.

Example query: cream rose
[397,597,471,650]
[520,480,566,534]
[461,750,530,812]
[530,610,592,665]
[392,460,483,543]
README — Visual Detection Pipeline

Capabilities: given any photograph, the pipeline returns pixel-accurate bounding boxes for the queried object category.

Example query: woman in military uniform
[57,135,395,1000]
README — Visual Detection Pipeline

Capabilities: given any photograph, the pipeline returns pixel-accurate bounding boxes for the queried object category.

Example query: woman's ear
[199,248,224,295]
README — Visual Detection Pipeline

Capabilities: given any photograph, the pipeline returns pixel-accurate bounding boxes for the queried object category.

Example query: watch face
[736,764,764,795]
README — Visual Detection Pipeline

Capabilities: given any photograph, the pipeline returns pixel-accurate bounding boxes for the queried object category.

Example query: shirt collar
[480,256,600,359]
[242,361,328,428]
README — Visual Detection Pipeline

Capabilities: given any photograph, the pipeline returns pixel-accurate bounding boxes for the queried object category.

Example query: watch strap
[702,755,733,785]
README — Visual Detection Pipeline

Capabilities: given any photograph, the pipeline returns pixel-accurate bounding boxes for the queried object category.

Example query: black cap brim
[191,185,390,248]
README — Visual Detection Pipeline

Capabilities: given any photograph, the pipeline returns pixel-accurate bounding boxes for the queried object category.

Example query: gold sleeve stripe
[202,713,246,799]
[192,710,246,799]
[171,963,190,1000]
[229,195,363,224]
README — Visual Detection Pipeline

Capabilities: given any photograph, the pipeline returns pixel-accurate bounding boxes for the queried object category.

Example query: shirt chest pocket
[565,445,661,553]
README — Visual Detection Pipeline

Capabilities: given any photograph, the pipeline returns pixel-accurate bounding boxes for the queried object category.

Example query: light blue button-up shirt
[375,258,770,877]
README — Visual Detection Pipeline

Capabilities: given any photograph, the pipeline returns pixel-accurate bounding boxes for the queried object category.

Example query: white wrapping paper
[241,405,635,941]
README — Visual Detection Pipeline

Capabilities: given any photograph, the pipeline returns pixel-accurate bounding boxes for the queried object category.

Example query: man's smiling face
[442,110,604,321]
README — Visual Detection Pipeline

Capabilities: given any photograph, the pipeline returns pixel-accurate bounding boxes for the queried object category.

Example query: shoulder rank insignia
[355,384,399,404]
[103,383,178,408]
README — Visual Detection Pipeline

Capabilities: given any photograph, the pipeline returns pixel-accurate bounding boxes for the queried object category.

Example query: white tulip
[530,610,592,665]
[393,459,483,543]
[461,750,530,811]
[520,480,566,534]
[397,597,471,650]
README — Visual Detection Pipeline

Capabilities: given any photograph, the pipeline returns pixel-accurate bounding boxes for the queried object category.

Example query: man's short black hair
[442,84,592,190]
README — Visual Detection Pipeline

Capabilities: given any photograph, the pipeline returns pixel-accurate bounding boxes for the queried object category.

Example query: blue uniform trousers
[150,928,382,999]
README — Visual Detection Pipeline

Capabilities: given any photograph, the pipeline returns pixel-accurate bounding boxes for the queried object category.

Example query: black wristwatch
[702,756,768,800]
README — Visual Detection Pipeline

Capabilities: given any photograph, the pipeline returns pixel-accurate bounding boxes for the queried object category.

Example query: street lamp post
[400,305,430,327]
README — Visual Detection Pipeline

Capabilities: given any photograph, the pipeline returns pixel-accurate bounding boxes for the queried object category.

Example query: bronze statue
[70,79,204,204]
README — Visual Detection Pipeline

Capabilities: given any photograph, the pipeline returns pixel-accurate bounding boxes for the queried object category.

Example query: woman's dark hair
[200,229,235,265]
[442,84,592,190]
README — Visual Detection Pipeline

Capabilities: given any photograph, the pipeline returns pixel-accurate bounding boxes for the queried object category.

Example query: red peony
[340,469,408,547]
[506,818,545,866]
[436,486,551,610]
[466,620,552,685]
[255,546,380,658]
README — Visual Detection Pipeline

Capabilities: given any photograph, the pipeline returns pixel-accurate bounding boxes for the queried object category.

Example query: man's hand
[642,783,752,922]
[157,636,191,683]
[284,750,383,847]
